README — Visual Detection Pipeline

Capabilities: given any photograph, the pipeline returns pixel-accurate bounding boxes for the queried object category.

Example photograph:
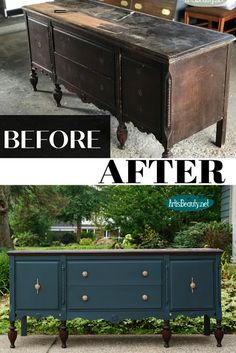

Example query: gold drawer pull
[134,3,143,10]
[82,295,89,301]
[34,278,41,295]
[37,41,42,48]
[142,294,148,301]
[142,270,149,277]
[161,8,170,16]
[121,0,128,6]
[190,277,196,293]
[82,271,88,278]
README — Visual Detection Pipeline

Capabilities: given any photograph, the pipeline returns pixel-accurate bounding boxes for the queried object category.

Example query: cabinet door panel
[15,261,59,310]
[170,260,215,311]
[68,284,161,309]
[27,18,52,72]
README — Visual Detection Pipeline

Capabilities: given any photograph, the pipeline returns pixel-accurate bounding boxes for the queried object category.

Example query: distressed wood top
[23,0,235,62]
[8,248,223,256]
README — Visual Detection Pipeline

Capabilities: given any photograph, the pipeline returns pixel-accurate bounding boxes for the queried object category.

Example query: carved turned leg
[204,315,211,336]
[162,320,171,348]
[53,84,62,107]
[215,119,226,147]
[8,321,17,348]
[117,122,128,149]
[30,68,38,91]
[214,320,224,347]
[162,148,173,158]
[59,320,68,348]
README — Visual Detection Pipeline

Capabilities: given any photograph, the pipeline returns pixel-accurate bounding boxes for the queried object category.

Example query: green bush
[79,238,93,246]
[138,225,168,249]
[0,253,9,295]
[172,221,232,251]
[60,232,76,245]
[13,231,40,247]
[81,230,95,240]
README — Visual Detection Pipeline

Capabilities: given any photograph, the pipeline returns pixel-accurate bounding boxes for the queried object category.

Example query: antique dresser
[23,1,235,157]
[8,249,224,348]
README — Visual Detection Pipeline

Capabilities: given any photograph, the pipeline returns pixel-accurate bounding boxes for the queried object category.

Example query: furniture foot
[21,316,27,336]
[214,320,223,347]
[162,320,171,348]
[162,148,173,158]
[215,119,226,147]
[30,68,38,91]
[59,321,68,348]
[8,321,17,348]
[117,122,128,149]
[204,315,211,336]
[53,84,62,107]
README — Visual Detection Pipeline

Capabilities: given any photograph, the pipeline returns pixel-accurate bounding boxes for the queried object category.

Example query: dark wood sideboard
[23,1,235,157]
[8,249,223,348]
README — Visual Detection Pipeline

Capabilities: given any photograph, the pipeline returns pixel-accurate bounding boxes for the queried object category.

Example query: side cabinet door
[169,260,215,311]
[27,16,52,72]
[15,261,59,310]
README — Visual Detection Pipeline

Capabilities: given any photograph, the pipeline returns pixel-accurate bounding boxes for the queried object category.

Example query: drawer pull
[142,270,149,277]
[82,271,88,278]
[190,277,196,293]
[34,278,41,295]
[82,295,89,301]
[142,294,148,301]
[134,3,143,10]
[121,0,128,7]
[37,41,42,49]
[161,8,171,16]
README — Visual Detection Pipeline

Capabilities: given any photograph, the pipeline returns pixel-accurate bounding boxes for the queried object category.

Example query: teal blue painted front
[8,250,222,326]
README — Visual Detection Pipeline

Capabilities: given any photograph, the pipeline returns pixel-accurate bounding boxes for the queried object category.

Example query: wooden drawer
[169,260,215,311]
[55,54,115,108]
[53,28,115,79]
[122,56,162,136]
[97,0,131,9]
[15,261,59,310]
[131,0,176,20]
[67,260,162,285]
[27,17,52,72]
[68,285,161,309]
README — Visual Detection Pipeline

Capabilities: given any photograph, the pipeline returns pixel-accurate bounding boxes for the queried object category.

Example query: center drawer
[53,28,115,79]
[67,260,162,285]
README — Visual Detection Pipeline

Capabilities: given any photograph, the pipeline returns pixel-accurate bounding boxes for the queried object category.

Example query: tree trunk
[0,186,13,248]
[76,217,82,242]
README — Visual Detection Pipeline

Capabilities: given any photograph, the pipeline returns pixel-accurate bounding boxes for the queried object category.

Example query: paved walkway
[0,334,236,353]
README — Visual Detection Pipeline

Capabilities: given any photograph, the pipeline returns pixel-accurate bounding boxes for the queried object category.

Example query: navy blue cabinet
[7,249,223,348]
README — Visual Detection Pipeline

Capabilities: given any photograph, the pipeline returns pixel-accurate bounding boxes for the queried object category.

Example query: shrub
[172,221,232,251]
[80,230,95,240]
[79,238,93,246]
[13,231,40,247]
[138,225,168,249]
[0,253,9,295]
[60,232,76,245]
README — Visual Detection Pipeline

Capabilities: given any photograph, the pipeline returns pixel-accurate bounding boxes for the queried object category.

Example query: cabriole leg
[30,68,38,91]
[162,148,173,158]
[214,319,224,347]
[21,316,27,336]
[59,320,68,348]
[204,315,210,336]
[8,321,17,348]
[53,84,62,107]
[117,122,128,149]
[162,320,171,348]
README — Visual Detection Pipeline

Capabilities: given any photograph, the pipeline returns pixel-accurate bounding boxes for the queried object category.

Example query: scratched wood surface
[23,0,234,60]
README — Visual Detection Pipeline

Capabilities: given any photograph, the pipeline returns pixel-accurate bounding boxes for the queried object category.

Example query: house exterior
[221,186,236,263]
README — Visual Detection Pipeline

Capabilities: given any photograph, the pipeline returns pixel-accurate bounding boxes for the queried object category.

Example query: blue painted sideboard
[7,249,224,348]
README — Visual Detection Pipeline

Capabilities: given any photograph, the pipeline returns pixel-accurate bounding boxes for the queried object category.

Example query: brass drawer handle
[34,278,41,295]
[161,8,170,16]
[142,294,148,301]
[82,295,89,301]
[37,41,42,48]
[190,277,196,293]
[134,3,143,10]
[82,271,88,278]
[142,270,149,277]
[121,0,128,6]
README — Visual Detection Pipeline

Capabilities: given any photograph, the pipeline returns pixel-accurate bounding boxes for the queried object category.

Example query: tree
[57,186,103,241]
[0,186,13,248]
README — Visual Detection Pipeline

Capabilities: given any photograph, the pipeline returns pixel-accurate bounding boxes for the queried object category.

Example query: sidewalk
[1,334,236,353]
